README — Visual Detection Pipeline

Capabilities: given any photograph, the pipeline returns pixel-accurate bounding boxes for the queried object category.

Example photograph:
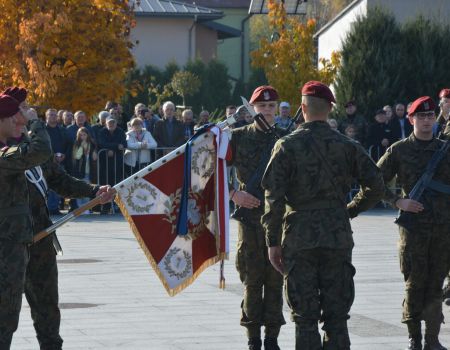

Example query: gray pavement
[12,209,450,349]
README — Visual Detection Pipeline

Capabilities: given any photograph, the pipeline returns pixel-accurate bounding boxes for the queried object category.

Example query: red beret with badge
[0,94,20,119]
[2,86,27,103]
[438,88,450,99]
[249,85,279,104]
[301,80,336,104]
[408,96,436,116]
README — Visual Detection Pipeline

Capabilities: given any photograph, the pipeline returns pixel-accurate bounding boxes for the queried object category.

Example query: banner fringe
[115,196,228,297]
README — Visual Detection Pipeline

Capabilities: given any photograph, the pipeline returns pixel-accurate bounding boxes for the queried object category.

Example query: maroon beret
[2,86,27,103]
[0,95,20,119]
[249,85,279,104]
[301,81,336,104]
[439,88,450,99]
[408,96,436,116]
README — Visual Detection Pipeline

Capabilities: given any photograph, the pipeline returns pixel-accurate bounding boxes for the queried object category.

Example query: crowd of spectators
[42,90,449,215]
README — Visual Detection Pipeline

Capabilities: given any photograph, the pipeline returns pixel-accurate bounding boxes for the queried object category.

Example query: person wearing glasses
[377,96,450,350]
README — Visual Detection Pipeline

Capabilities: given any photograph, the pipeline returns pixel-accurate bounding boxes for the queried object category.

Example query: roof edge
[314,0,363,38]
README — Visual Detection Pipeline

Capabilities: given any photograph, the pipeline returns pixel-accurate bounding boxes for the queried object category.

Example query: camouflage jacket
[377,133,450,224]
[261,121,384,249]
[29,158,98,235]
[0,120,52,243]
[229,123,288,224]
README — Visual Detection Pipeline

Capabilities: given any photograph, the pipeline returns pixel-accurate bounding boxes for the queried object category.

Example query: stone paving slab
[11,210,450,349]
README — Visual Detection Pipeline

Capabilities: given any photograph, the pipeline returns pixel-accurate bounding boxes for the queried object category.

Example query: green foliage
[121,59,233,118]
[170,71,201,106]
[334,7,403,120]
[335,7,450,121]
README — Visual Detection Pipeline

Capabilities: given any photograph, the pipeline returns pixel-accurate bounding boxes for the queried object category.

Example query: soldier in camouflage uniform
[23,156,113,350]
[2,87,114,349]
[377,96,450,350]
[436,89,450,307]
[261,81,384,350]
[229,86,287,350]
[0,92,52,349]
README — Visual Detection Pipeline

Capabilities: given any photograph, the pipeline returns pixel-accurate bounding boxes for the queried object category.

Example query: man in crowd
[228,86,287,350]
[181,109,195,140]
[66,110,93,144]
[275,101,291,129]
[262,81,384,350]
[367,109,395,161]
[338,100,367,145]
[377,96,450,350]
[0,90,53,349]
[153,101,185,156]
[62,111,73,128]
[390,102,413,141]
[196,110,210,128]
[45,108,71,215]
[91,110,110,144]
[97,116,126,214]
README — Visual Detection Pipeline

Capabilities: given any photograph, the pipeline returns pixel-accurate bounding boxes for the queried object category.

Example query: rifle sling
[408,139,449,199]
[244,137,276,191]
[427,179,450,195]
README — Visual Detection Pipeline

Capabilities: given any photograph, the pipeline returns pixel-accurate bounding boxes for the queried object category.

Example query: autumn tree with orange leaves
[0,0,135,116]
[251,0,340,105]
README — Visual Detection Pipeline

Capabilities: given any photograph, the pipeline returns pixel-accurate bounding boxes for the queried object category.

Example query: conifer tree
[333,7,403,119]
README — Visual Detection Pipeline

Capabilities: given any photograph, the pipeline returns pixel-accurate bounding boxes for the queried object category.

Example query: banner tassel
[219,259,225,289]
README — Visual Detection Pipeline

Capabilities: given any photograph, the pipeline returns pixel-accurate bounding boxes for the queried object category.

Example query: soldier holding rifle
[228,86,287,350]
[377,96,450,350]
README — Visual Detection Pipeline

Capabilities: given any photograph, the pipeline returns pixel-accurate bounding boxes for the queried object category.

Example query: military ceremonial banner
[115,126,230,296]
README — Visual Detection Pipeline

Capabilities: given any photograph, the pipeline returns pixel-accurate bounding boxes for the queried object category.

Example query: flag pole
[33,114,237,243]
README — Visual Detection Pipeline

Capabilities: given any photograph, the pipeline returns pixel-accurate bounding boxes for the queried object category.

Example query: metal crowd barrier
[94,147,176,214]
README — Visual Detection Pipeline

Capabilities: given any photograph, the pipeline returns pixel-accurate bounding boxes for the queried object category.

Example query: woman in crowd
[72,127,97,213]
[124,117,157,176]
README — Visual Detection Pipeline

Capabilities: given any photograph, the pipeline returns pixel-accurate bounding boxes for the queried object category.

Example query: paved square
[12,210,450,349]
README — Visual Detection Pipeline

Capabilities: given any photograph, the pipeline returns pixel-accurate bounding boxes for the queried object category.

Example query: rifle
[286,106,304,132]
[231,97,280,225]
[395,139,450,230]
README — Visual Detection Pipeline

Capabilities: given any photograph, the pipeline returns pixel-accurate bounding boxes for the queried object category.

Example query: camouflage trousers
[236,222,285,339]
[0,240,29,349]
[284,248,355,350]
[25,234,63,350]
[398,224,450,327]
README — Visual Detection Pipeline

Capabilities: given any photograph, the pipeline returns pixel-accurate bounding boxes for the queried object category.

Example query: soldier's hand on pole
[96,186,117,204]
[268,246,284,275]
[395,198,424,213]
[231,190,260,209]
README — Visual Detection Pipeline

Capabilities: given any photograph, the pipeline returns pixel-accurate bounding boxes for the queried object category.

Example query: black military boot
[423,335,447,350]
[406,337,423,350]
[264,337,280,350]
[248,337,262,350]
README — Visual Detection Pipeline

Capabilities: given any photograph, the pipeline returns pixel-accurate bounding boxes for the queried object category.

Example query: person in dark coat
[153,101,185,158]
[97,117,126,213]
[389,103,413,141]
